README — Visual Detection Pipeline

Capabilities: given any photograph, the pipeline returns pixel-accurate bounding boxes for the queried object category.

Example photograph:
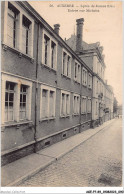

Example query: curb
[56,119,115,161]
[6,158,56,187]
[5,119,115,186]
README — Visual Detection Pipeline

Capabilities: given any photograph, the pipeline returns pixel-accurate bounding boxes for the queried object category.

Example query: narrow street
[19,118,122,187]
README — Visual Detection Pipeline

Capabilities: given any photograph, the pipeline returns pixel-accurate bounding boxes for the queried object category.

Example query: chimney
[54,24,60,35]
[76,18,84,52]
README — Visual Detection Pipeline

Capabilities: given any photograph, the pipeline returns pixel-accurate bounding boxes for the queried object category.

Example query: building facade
[1,1,113,166]
[66,19,113,128]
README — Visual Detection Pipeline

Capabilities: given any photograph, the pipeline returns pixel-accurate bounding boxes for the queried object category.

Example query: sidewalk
[1,119,115,187]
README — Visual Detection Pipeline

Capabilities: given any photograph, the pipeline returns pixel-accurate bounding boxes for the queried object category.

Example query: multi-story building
[66,19,113,128]
[104,83,114,121]
[1,1,94,166]
[1,1,114,166]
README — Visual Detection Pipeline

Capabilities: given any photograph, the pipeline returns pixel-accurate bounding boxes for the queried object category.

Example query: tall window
[42,31,57,69]
[22,15,31,55]
[40,86,56,119]
[88,73,92,89]
[2,75,32,124]
[87,98,91,113]
[49,91,55,117]
[73,94,80,114]
[61,91,70,116]
[61,93,65,115]
[4,2,34,57]
[42,90,48,118]
[81,97,87,114]
[51,41,56,69]
[97,80,98,94]
[82,68,87,86]
[62,50,71,78]
[67,55,71,77]
[63,52,66,75]
[44,35,50,65]
[7,2,19,48]
[20,85,27,120]
[66,94,70,115]
[5,82,15,122]
[74,62,81,83]
[42,89,48,118]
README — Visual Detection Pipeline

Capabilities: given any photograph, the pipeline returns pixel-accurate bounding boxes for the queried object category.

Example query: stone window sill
[81,113,87,115]
[60,115,70,118]
[61,74,71,80]
[41,63,57,74]
[1,120,33,131]
[73,114,80,117]
[74,79,80,84]
[2,43,34,63]
[88,87,92,90]
[82,84,87,87]
[39,117,56,122]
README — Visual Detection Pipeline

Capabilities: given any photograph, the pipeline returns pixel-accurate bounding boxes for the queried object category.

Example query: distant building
[1,1,114,166]
[117,105,122,117]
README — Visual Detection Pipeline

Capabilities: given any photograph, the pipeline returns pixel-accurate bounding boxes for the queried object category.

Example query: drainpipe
[34,22,39,153]
[79,65,82,133]
[91,74,93,128]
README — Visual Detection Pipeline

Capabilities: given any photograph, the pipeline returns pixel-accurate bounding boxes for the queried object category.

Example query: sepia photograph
[1,0,123,192]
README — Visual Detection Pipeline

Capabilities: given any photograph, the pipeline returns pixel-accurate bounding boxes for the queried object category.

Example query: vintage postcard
[1,0,123,193]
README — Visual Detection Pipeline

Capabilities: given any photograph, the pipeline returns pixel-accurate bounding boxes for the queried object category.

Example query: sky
[29,1,123,105]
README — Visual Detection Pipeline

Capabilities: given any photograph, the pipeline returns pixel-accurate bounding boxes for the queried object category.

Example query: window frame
[22,14,32,55]
[82,67,87,86]
[87,97,91,113]
[41,29,57,70]
[62,49,71,78]
[7,2,19,49]
[1,74,32,125]
[81,96,87,114]
[19,84,28,121]
[74,60,81,83]
[60,90,70,117]
[5,81,15,122]
[88,73,92,89]
[40,85,56,120]
[73,94,80,115]
[3,1,34,58]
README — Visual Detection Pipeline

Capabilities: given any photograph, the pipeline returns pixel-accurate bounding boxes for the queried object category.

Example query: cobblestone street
[19,118,122,187]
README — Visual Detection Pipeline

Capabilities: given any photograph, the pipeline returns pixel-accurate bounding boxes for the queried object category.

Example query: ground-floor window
[87,98,91,113]
[40,85,56,119]
[20,85,28,120]
[61,90,70,116]
[81,96,87,113]
[73,94,80,114]
[5,81,15,122]
[2,74,32,124]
